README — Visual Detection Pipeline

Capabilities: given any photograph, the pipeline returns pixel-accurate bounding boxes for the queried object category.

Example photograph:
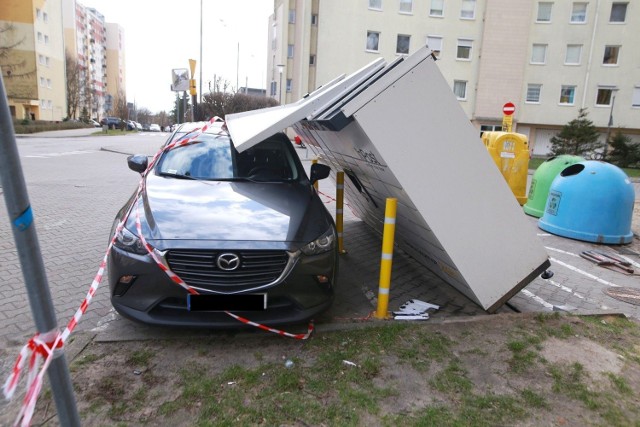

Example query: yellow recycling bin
[482,131,530,205]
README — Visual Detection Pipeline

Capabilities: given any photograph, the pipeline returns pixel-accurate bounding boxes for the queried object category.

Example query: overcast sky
[82,0,274,113]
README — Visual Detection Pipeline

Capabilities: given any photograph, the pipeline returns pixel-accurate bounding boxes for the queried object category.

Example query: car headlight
[301,228,335,255]
[113,226,148,255]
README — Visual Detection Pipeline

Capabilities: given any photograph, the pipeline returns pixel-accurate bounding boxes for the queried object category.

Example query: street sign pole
[0,76,80,426]
[502,102,515,132]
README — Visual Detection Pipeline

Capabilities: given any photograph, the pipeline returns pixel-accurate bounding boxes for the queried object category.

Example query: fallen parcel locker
[226,46,550,313]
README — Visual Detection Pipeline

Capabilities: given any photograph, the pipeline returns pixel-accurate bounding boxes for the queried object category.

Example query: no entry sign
[503,102,515,116]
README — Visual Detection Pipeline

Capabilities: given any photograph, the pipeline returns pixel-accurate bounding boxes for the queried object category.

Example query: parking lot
[0,128,639,351]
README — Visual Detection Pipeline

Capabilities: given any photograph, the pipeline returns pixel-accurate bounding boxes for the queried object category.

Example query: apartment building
[268,0,640,154]
[62,0,125,119]
[1,0,66,121]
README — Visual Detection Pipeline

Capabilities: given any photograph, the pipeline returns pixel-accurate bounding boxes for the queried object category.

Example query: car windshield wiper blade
[157,171,196,180]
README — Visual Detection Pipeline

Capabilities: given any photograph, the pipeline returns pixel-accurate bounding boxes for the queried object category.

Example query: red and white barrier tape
[4,115,313,426]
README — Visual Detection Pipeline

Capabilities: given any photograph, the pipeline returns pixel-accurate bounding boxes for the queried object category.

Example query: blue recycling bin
[538,161,635,244]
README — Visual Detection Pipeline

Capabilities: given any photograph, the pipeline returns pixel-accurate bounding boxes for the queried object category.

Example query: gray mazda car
[108,125,337,327]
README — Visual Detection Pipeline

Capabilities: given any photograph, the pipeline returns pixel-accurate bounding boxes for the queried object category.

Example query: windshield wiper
[157,171,196,180]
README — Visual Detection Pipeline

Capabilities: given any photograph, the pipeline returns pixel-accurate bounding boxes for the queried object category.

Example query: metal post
[603,93,616,161]
[375,198,398,319]
[0,77,80,425]
[182,91,187,124]
[336,172,347,254]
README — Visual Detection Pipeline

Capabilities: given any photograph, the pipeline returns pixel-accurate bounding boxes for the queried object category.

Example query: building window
[46,78,51,88]
[456,39,472,60]
[531,44,547,64]
[570,2,587,23]
[311,14,318,25]
[270,81,277,97]
[453,80,467,99]
[366,31,380,52]
[526,84,542,103]
[396,34,410,54]
[603,45,620,65]
[369,0,382,10]
[536,2,553,22]
[596,87,616,106]
[565,44,582,64]
[287,44,294,58]
[430,0,444,16]
[36,8,41,19]
[309,55,316,65]
[38,55,45,65]
[40,77,45,87]
[427,35,443,57]
[37,32,43,43]
[43,12,48,23]
[286,79,292,93]
[44,35,49,45]
[47,100,52,109]
[633,87,640,107]
[288,9,295,24]
[560,85,576,105]
[610,3,627,22]
[460,0,476,19]
[480,125,503,134]
[399,0,412,14]
[40,99,46,109]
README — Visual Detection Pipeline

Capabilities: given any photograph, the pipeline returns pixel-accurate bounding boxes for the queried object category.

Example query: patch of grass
[430,361,473,395]
[126,349,154,366]
[550,363,600,410]
[520,388,548,408]
[607,373,632,394]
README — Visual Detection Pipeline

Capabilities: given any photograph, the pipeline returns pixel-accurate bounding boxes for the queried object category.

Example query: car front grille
[165,249,290,292]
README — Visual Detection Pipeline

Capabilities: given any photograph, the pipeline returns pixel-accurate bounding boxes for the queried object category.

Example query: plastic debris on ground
[393,299,440,320]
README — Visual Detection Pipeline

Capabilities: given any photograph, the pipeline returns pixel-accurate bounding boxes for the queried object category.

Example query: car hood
[129,174,331,245]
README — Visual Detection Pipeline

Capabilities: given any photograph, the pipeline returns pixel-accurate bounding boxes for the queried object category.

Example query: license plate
[187,294,267,311]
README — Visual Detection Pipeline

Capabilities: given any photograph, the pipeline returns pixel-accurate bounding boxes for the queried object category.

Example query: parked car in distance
[134,122,143,131]
[90,119,101,127]
[142,123,151,131]
[100,116,123,129]
[108,125,337,328]
[149,123,161,132]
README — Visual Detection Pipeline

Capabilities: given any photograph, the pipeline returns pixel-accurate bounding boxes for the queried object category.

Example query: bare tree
[113,91,129,120]
[0,23,37,101]
[65,52,81,119]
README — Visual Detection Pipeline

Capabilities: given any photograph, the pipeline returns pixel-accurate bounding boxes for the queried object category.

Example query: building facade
[1,0,67,121]
[268,0,640,154]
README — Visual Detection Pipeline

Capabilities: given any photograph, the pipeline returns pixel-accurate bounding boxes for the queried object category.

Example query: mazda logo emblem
[217,253,240,271]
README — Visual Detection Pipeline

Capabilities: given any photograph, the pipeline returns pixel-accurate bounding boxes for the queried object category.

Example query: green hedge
[13,119,92,134]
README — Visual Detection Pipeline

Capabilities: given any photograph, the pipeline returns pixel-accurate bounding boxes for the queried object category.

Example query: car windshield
[156,134,299,181]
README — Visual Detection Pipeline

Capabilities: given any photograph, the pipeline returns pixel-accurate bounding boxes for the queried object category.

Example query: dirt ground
[1,312,639,426]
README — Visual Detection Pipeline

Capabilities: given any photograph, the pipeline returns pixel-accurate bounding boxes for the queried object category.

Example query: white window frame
[632,87,640,107]
[610,2,628,23]
[36,8,41,20]
[430,0,444,17]
[531,44,547,64]
[286,78,292,93]
[565,44,582,65]
[399,0,413,14]
[460,0,476,19]
[427,35,443,57]
[595,86,616,107]
[311,14,318,25]
[603,45,620,65]
[536,2,553,22]
[37,32,43,43]
[40,77,45,87]
[366,31,380,52]
[287,44,294,58]
[46,78,51,88]
[288,9,295,24]
[309,55,316,65]
[453,80,467,100]
[526,84,542,103]
[559,85,576,105]
[396,34,410,55]
[456,39,472,60]
[43,12,48,23]
[570,2,587,23]
[369,0,382,11]
[44,34,49,45]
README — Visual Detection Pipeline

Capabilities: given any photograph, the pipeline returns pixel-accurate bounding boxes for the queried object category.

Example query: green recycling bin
[523,155,584,217]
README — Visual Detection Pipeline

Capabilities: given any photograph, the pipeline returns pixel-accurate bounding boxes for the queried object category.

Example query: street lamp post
[603,88,619,161]
[276,64,285,105]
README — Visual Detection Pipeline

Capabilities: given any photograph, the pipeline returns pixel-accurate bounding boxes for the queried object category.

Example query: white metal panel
[226,58,386,152]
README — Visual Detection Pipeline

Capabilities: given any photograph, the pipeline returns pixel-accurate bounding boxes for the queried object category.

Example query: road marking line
[545,246,580,257]
[520,289,554,310]
[547,279,610,310]
[550,257,620,287]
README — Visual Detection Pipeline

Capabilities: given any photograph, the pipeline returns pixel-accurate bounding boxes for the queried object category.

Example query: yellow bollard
[336,172,347,254]
[375,198,397,319]
[312,158,318,190]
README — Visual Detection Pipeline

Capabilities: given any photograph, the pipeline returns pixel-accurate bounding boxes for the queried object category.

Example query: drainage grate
[603,287,640,306]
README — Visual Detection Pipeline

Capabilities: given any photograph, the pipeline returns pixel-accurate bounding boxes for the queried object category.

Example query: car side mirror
[127,155,149,174]
[310,163,331,185]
